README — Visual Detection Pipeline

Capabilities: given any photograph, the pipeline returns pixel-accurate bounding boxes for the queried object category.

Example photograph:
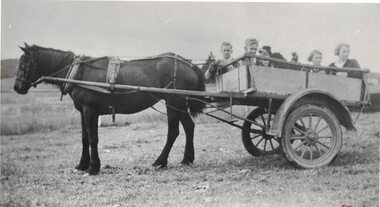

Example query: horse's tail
[188,66,206,117]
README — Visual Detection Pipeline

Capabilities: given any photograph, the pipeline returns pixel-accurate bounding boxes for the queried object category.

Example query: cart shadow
[330,150,378,167]
[223,154,293,171]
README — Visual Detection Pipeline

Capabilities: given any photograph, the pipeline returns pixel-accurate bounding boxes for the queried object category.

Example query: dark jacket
[327,59,362,78]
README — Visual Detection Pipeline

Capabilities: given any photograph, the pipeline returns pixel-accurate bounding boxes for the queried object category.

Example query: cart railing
[220,52,370,74]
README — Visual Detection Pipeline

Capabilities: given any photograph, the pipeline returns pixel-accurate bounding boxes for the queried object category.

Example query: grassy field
[1,78,379,206]
[1,114,379,207]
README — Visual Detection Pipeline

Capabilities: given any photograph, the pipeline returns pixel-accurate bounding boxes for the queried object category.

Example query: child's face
[262,60,270,67]
[312,54,322,66]
[220,46,232,59]
[338,46,350,61]
[245,44,258,54]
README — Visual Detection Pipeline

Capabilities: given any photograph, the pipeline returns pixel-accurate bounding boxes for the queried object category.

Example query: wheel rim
[249,112,280,153]
[286,111,337,165]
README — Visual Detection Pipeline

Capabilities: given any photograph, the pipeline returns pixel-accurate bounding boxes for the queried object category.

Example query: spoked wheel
[242,107,281,156]
[281,104,342,168]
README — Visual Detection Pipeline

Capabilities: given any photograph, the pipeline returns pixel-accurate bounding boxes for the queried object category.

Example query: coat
[327,59,362,78]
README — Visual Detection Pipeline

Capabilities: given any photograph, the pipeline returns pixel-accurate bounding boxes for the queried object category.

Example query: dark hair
[308,49,322,62]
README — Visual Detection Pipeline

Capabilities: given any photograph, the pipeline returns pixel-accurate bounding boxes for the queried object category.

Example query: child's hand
[208,63,217,74]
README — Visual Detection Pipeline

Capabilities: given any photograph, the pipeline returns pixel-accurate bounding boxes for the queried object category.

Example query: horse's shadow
[91,147,379,176]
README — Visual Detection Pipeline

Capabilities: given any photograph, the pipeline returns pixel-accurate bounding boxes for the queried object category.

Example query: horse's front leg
[75,111,90,171]
[83,106,100,175]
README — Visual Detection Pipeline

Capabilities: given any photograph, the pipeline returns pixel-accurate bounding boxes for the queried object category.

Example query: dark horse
[14,43,206,175]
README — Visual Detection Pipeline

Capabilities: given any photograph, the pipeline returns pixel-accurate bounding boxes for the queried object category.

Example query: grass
[1,113,379,206]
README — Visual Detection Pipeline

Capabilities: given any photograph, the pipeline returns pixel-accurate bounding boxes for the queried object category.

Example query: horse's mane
[29,45,74,65]
[28,44,74,55]
[27,45,75,80]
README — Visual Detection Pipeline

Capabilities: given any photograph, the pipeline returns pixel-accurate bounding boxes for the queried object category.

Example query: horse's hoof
[75,163,90,171]
[180,159,193,165]
[85,167,100,175]
[152,160,167,168]
[86,164,100,175]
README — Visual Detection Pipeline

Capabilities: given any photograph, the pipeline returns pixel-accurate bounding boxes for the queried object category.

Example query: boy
[205,42,239,80]
[240,38,259,92]
[242,38,259,66]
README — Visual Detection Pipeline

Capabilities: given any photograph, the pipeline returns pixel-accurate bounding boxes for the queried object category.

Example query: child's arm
[205,61,218,80]
[205,60,222,80]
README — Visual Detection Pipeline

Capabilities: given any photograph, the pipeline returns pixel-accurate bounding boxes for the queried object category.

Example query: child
[242,38,259,66]
[205,42,239,80]
[307,49,323,73]
[241,38,259,92]
[257,47,274,67]
[244,38,259,53]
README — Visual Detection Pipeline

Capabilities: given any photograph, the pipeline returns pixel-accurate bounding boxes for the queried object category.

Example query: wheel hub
[305,130,318,145]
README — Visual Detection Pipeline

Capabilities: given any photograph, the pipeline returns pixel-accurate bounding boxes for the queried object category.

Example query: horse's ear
[24,42,30,48]
[18,45,28,53]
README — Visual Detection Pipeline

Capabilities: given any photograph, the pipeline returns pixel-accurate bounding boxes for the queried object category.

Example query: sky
[1,1,380,72]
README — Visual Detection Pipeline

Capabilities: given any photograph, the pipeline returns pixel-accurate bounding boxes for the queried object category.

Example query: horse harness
[49,54,191,121]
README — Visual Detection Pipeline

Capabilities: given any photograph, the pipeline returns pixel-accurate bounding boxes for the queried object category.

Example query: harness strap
[61,55,85,96]
[173,55,178,89]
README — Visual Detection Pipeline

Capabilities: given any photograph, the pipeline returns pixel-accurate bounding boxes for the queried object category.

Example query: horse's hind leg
[179,113,195,165]
[152,108,180,168]
[75,111,90,171]
[83,106,100,175]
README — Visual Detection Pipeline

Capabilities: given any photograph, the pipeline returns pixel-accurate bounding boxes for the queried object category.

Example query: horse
[14,43,206,175]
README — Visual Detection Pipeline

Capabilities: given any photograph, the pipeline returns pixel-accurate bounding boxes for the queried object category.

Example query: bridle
[15,53,34,87]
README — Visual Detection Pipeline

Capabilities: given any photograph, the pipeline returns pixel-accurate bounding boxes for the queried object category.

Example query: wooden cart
[33,53,371,168]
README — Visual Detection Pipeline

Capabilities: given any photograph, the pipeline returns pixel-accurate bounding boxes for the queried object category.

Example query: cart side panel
[216,66,249,92]
[308,73,362,102]
[215,65,363,103]
[250,65,305,95]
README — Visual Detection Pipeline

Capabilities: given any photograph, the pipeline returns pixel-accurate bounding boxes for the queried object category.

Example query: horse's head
[14,43,42,94]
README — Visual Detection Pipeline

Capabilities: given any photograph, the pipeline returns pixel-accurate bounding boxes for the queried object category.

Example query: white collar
[335,59,347,68]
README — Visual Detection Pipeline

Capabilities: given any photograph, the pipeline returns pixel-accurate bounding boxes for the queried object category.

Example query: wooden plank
[216,66,249,92]
[250,65,305,95]
[308,72,362,102]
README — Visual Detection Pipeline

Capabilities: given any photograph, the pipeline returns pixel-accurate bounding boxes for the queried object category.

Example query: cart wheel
[281,104,342,168]
[242,107,281,156]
